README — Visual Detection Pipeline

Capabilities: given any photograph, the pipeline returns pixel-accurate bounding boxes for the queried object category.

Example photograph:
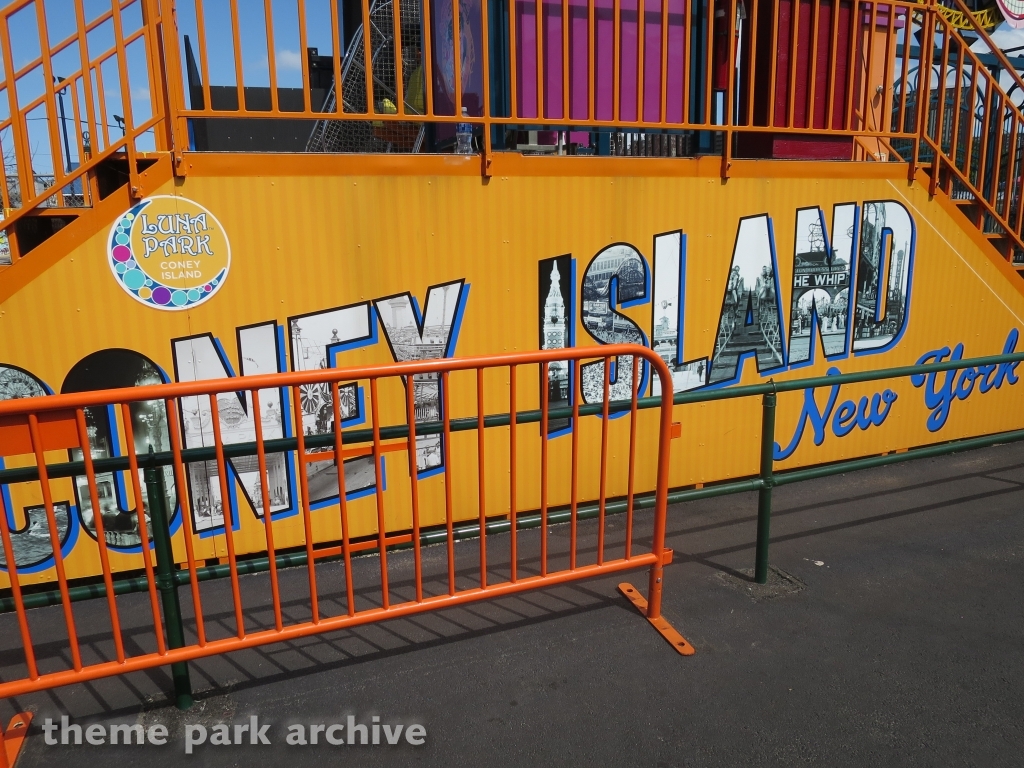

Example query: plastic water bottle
[455,108,473,154]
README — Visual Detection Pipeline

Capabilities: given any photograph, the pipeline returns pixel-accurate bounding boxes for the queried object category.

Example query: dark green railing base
[5,423,1024,617]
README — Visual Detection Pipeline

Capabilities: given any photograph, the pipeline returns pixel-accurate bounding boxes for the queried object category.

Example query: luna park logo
[107,195,230,310]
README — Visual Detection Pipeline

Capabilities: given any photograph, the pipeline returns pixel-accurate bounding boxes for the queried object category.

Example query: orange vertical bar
[767,0,780,127]
[166,396,208,647]
[1001,113,1018,222]
[859,2,877,134]
[722,0,736,163]
[704,0,714,124]
[645,352,674,620]
[291,386,321,623]
[881,2,897,135]
[625,356,639,559]
[95,59,111,148]
[975,78,993,199]
[330,382,356,614]
[403,378,423,602]
[807,0,821,129]
[423,0,436,116]
[636,0,645,124]
[369,378,390,609]
[0,116,10,212]
[988,94,1005,210]
[110,0,140,194]
[74,0,100,175]
[534,0,543,119]
[33,0,65,185]
[563,0,570,122]
[118,404,166,656]
[329,0,344,113]
[896,6,911,134]
[509,364,518,582]
[824,0,839,128]
[297,0,312,113]
[140,0,168,150]
[842,0,859,132]
[74,408,125,663]
[227,0,246,110]
[569,357,580,570]
[659,0,668,123]
[208,395,246,639]
[0,489,37,679]
[25,421,76,671]
[66,79,88,199]
[455,0,465,118]
[361,0,375,114]
[193,0,214,113]
[509,0,519,119]
[613,0,621,121]
[745,0,758,125]
[785,0,799,128]
[948,39,966,176]
[0,479,36,684]
[476,368,487,587]
[597,357,610,565]
[0,15,33,199]
[540,361,549,577]
[682,0,692,125]
[442,371,455,594]
[264,0,280,113]
[1014,117,1024,237]
[393,0,407,114]
[931,19,950,150]
[251,389,283,632]
[482,0,493,165]
[588,0,595,121]
[962,63,978,179]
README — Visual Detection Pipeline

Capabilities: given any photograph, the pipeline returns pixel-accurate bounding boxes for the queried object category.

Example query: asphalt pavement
[3,441,1024,767]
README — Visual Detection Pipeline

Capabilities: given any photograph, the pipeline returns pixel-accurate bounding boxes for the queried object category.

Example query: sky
[1,0,343,179]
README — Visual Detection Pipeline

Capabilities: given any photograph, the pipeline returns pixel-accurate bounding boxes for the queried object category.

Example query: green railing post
[754,388,777,585]
[144,454,194,710]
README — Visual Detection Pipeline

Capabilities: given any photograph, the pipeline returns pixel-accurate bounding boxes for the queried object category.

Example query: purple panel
[665,0,685,123]
[594,0,614,120]
[642,0,661,123]
[619,0,638,122]
[544,0,564,119]
[430,0,486,116]
[569,0,589,121]
[513,0,685,133]
[516,0,539,118]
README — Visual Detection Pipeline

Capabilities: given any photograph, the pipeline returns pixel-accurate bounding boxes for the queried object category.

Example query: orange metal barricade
[0,344,690,710]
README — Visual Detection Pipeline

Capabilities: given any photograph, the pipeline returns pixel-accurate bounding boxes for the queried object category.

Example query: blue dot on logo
[115,232,129,246]
[171,290,188,306]
[187,289,201,302]
[120,218,133,230]
[123,269,146,291]
[115,263,127,274]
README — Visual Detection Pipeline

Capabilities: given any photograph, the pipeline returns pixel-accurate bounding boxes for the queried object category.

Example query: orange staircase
[0,0,1020,285]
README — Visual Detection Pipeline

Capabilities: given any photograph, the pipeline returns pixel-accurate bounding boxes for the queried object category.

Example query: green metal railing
[0,350,1021,628]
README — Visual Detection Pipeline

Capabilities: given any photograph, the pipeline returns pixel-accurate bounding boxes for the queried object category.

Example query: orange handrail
[0,0,1019,265]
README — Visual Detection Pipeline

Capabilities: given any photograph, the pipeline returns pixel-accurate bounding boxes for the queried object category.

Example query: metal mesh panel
[307,0,425,153]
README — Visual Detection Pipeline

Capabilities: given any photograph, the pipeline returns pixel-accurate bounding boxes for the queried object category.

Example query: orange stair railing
[0,0,1020,268]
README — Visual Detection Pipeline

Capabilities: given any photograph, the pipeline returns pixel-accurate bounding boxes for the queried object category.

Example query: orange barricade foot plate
[618,583,695,656]
[2,712,32,768]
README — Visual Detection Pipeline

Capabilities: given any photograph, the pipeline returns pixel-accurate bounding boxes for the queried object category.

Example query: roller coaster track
[916,0,1002,30]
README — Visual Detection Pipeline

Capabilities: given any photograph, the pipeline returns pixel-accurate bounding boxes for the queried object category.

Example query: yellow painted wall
[1,156,1023,585]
